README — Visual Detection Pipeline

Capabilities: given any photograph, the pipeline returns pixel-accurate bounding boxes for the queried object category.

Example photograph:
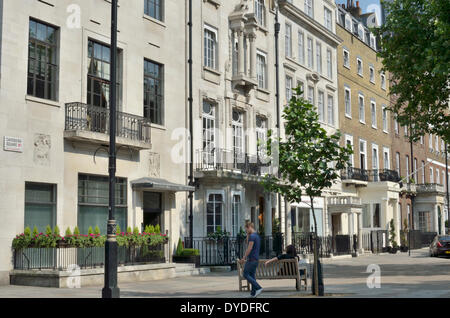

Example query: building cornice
[278,0,342,47]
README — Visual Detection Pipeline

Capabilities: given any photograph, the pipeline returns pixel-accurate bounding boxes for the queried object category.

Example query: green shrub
[154,224,161,234]
[65,227,72,236]
[94,226,101,235]
[24,227,31,237]
[45,225,52,236]
[53,225,60,236]
[148,225,155,234]
[87,226,93,235]
[133,226,139,235]
[116,225,121,235]
[180,248,199,257]
[32,226,39,236]
[73,226,80,236]
[389,219,398,248]
[126,226,132,234]
[175,238,183,256]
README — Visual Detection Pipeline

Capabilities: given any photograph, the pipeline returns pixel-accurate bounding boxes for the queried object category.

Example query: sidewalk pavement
[0,248,448,298]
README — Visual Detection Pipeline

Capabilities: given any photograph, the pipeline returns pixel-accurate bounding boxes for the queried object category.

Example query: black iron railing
[65,102,151,143]
[292,233,359,257]
[370,169,401,182]
[184,234,284,267]
[291,233,333,258]
[360,230,389,253]
[341,167,369,181]
[406,230,437,249]
[341,167,400,183]
[196,148,272,177]
[13,244,165,270]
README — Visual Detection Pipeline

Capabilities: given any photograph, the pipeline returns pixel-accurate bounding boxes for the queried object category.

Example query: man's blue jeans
[243,261,262,295]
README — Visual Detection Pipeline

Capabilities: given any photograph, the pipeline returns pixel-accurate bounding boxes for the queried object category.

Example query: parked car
[429,235,450,257]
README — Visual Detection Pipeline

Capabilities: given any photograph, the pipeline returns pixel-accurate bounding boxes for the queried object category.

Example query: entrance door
[332,214,341,237]
[143,192,162,229]
[258,197,265,235]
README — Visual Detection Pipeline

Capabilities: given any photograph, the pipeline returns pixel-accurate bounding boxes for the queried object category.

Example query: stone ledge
[10,263,180,288]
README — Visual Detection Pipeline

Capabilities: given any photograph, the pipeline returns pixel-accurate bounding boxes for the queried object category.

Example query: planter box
[10,263,177,288]
[173,255,200,268]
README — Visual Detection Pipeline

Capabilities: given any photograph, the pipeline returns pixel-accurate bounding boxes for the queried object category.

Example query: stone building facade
[336,2,400,247]
[277,0,341,243]
[0,0,190,284]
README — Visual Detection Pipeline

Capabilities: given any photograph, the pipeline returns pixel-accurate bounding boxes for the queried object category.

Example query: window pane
[362,204,371,228]
[25,183,56,232]
[144,59,164,125]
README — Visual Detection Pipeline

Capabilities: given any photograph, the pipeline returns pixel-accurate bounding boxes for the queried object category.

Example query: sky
[335,0,384,25]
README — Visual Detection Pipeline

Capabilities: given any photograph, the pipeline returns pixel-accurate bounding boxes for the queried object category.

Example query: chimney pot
[356,1,359,7]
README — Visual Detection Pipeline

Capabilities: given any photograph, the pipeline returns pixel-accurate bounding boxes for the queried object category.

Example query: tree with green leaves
[262,86,353,296]
[374,0,450,143]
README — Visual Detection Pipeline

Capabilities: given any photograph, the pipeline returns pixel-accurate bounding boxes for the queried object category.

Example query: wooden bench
[237,259,307,291]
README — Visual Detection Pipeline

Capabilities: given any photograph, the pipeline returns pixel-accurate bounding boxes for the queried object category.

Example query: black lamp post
[274,1,282,237]
[102,0,120,299]
[445,142,449,231]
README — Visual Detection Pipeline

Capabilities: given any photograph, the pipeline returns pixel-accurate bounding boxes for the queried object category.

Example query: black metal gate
[370,230,388,253]
[184,234,284,267]
[408,230,437,249]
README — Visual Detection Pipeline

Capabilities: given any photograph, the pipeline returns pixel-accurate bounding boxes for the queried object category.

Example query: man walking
[239,222,263,298]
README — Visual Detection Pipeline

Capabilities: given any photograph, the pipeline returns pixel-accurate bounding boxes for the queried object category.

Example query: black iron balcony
[341,167,401,183]
[64,102,151,150]
[370,169,401,182]
[341,167,369,182]
[196,148,272,177]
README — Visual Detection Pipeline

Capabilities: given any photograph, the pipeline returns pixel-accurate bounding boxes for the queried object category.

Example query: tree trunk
[310,196,319,296]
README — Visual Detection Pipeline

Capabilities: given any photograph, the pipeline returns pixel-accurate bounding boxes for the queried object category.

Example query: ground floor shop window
[25,182,56,232]
[78,174,127,235]
[206,193,223,234]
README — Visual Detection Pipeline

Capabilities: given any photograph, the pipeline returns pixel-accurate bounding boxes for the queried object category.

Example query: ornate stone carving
[33,134,51,166]
[149,152,160,177]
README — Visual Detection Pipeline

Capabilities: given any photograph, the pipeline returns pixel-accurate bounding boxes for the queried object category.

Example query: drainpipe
[274,1,282,242]
[188,0,194,247]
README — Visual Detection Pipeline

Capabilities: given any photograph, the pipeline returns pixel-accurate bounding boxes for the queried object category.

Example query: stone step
[174,263,196,272]
[173,263,210,277]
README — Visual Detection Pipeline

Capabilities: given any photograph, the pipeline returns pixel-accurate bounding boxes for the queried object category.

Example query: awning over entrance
[131,177,195,192]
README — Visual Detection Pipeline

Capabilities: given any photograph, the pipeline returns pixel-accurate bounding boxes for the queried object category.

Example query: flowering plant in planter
[12,226,168,249]
[116,231,168,247]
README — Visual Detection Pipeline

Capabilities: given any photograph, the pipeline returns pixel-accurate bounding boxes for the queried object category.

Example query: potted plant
[172,238,200,268]
[389,219,399,254]
[207,226,230,242]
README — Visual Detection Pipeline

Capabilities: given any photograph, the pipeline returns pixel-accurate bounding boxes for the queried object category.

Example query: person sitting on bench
[264,245,299,275]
